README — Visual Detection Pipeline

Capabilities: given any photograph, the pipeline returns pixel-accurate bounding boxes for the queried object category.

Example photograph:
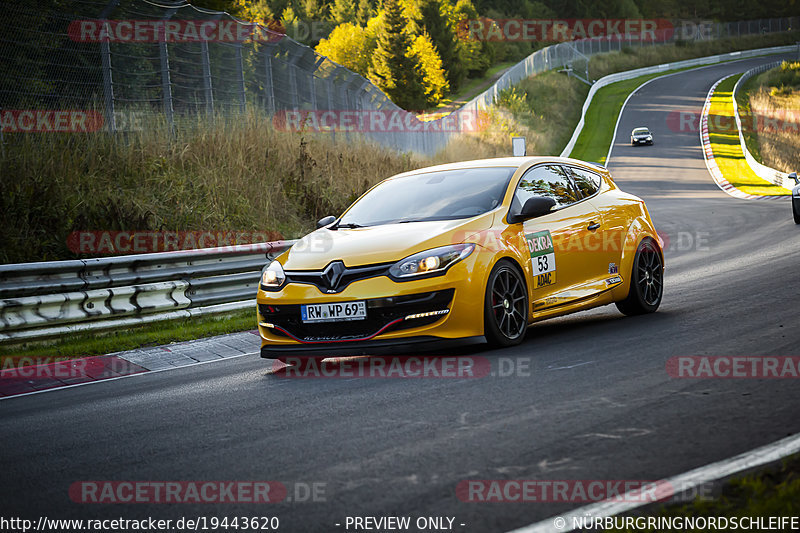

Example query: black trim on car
[258,289,455,344]
[260,335,484,358]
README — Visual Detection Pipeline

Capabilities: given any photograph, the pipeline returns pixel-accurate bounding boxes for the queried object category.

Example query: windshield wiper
[334,222,364,229]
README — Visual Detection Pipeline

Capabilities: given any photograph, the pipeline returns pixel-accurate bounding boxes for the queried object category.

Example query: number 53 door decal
[526,230,556,289]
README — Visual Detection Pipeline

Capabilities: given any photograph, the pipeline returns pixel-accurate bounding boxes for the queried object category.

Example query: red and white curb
[700,75,787,201]
[0,330,261,399]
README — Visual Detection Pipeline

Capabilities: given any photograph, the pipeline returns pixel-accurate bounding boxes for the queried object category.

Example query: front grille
[258,289,454,342]
[284,261,392,294]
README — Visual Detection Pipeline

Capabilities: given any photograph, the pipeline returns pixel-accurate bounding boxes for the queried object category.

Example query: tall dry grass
[748,91,800,173]
[0,112,421,263]
[743,61,800,173]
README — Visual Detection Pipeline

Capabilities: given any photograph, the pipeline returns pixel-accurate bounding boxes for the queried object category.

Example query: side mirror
[789,172,799,185]
[508,196,557,223]
[316,215,337,228]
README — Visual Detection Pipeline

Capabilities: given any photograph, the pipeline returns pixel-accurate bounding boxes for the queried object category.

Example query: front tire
[484,260,528,347]
[616,238,663,316]
[793,198,800,224]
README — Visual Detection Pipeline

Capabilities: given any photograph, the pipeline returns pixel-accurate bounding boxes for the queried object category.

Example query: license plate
[301,301,367,323]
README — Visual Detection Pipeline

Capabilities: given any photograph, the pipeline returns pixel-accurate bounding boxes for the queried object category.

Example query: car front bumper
[256,252,490,357]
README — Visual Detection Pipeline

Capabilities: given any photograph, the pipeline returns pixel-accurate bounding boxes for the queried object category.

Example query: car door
[512,164,608,311]
[568,165,630,288]
[565,164,625,290]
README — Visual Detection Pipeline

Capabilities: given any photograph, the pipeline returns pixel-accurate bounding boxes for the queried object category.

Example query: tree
[356,0,375,25]
[304,0,327,19]
[368,0,428,110]
[415,0,464,90]
[453,0,490,78]
[331,0,357,23]
[410,33,450,105]
[316,22,373,75]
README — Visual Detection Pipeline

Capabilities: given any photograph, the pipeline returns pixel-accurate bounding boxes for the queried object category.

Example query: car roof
[390,156,605,179]
[632,127,650,132]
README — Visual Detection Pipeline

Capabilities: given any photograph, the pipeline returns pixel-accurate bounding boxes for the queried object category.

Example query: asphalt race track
[2,54,799,532]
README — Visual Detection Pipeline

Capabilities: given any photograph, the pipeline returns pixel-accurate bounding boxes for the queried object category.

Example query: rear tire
[484,260,528,347]
[616,238,663,316]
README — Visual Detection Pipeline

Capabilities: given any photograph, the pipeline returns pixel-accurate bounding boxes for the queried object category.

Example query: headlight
[389,244,475,280]
[260,260,286,290]
[646,135,652,140]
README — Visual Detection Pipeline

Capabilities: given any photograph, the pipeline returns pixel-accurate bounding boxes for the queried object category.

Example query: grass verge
[0,309,256,365]
[607,453,800,532]
[708,74,789,196]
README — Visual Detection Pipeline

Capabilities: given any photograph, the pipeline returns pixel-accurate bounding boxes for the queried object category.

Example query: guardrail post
[100,0,119,134]
[159,10,176,131]
[263,45,276,115]
[200,41,214,116]
[311,57,325,110]
[287,52,300,110]
[235,42,246,114]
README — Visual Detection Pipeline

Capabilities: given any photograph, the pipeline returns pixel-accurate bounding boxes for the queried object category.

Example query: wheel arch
[611,217,663,301]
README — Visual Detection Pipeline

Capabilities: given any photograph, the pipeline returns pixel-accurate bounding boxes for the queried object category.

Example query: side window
[514,165,578,210]
[569,167,602,198]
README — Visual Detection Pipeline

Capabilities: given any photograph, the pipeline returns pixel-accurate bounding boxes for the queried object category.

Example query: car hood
[281,212,497,270]
[633,133,651,138]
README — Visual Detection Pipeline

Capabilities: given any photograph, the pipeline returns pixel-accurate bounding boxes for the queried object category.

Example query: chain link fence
[1,1,798,156]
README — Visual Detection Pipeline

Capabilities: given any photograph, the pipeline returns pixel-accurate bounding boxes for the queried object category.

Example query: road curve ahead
[2,55,799,533]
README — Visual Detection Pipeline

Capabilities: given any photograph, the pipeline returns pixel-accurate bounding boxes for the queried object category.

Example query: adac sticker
[608,262,618,274]
[526,230,556,289]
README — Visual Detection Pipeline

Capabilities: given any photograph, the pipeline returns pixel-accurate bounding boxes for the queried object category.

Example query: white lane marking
[505,432,800,533]
[546,361,595,370]
[0,352,257,401]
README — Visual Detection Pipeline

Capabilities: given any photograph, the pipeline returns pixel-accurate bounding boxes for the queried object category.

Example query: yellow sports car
[257,157,663,361]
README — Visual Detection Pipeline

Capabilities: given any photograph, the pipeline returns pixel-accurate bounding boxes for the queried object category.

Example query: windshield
[633,128,650,135]
[339,167,516,227]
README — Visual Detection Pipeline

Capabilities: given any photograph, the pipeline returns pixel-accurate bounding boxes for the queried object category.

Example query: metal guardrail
[732,62,795,190]
[0,241,294,342]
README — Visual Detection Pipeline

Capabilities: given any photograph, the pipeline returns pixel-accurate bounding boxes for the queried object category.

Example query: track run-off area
[1,54,798,533]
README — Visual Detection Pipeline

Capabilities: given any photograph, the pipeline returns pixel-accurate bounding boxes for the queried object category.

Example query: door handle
[587,222,601,231]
